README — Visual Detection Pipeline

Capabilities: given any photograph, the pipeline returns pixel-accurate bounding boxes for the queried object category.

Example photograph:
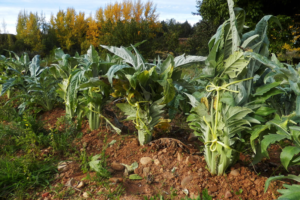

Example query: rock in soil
[185,156,195,165]
[83,192,89,198]
[177,152,183,162]
[154,159,160,165]
[140,157,152,165]
[143,167,151,176]
[230,169,240,177]
[181,176,193,187]
[209,185,218,192]
[224,190,232,198]
[76,181,84,188]
[111,161,125,171]
[251,189,258,196]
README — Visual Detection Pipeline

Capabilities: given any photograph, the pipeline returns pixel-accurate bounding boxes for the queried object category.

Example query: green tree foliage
[193,0,300,55]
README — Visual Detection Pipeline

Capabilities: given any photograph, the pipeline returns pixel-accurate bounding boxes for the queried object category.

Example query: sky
[0,0,202,34]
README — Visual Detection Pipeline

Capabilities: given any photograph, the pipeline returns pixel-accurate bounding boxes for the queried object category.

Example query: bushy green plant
[102,44,206,145]
[185,0,283,175]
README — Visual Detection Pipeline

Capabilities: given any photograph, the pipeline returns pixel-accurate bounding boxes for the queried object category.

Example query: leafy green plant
[89,154,111,178]
[250,113,300,168]
[102,43,206,145]
[185,0,283,176]
[49,116,79,153]
[265,174,300,200]
[0,54,46,98]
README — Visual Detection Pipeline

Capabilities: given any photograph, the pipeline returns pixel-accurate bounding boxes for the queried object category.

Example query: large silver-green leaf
[106,64,130,85]
[131,45,146,70]
[174,54,206,68]
[0,77,16,96]
[29,55,43,78]
[79,78,107,89]
[66,69,86,117]
[227,0,240,54]
[184,92,200,108]
[222,51,250,78]
[101,45,139,69]
[87,45,99,63]
[157,79,176,104]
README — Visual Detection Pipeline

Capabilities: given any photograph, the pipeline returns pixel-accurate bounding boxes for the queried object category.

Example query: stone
[224,190,232,198]
[209,185,218,192]
[185,156,195,165]
[76,181,84,188]
[181,176,193,187]
[83,192,89,198]
[229,169,240,177]
[140,157,152,165]
[251,189,257,196]
[111,161,125,171]
[177,153,183,162]
[187,132,198,142]
[254,179,260,185]
[143,167,150,176]
[154,159,160,165]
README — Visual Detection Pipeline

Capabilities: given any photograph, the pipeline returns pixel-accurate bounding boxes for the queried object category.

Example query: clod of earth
[230,169,240,177]
[111,161,125,171]
[181,175,193,187]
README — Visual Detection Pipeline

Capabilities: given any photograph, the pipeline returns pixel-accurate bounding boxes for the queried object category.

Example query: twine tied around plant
[203,77,253,152]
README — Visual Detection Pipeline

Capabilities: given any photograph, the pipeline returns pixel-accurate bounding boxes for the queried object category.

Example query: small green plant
[235,188,243,195]
[180,189,212,200]
[49,116,79,154]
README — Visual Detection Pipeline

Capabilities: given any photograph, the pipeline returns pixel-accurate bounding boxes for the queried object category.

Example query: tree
[16,11,44,53]
[193,0,300,55]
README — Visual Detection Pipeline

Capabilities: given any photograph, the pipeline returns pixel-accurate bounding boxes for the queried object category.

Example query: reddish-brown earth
[31,105,293,200]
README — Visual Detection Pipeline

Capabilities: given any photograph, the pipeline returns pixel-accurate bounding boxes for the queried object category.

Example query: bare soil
[33,105,295,200]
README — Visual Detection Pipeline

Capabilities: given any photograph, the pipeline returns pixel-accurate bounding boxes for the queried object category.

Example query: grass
[0,157,57,199]
[0,108,84,199]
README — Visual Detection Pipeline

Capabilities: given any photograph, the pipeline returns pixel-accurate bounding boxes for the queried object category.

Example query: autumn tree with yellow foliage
[14,0,162,57]
[16,11,44,53]
[87,0,161,56]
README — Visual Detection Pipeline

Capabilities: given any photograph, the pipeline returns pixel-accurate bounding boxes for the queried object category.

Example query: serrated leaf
[261,134,288,158]
[255,107,276,116]
[184,92,200,108]
[254,82,281,96]
[223,51,250,78]
[281,146,300,171]
[253,88,284,103]
[250,124,269,153]
[106,64,130,85]
[265,174,300,193]
[174,54,206,68]
[220,92,235,106]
